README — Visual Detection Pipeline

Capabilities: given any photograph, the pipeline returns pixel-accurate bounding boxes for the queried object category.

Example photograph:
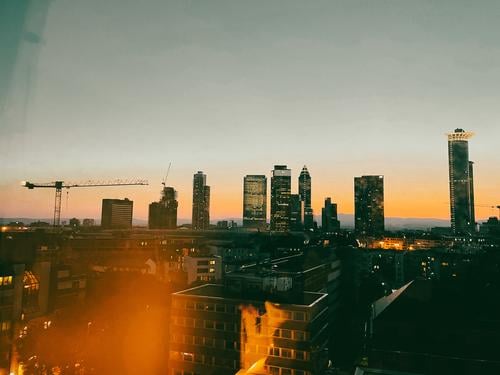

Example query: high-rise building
[270,165,291,232]
[354,176,384,236]
[299,166,314,230]
[322,197,340,233]
[101,198,133,229]
[447,129,475,234]
[192,171,210,230]
[243,175,267,229]
[148,186,178,229]
[290,193,303,231]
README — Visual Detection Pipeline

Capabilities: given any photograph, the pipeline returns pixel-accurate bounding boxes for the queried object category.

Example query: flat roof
[174,284,327,307]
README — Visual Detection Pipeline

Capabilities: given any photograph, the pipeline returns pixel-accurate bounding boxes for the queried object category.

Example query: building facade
[271,166,291,232]
[354,176,384,236]
[149,186,178,229]
[243,175,267,229]
[192,172,210,230]
[101,198,133,229]
[447,129,475,234]
[290,194,303,231]
[299,166,314,231]
[169,284,329,375]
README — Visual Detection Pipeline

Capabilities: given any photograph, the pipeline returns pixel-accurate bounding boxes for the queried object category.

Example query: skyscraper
[243,175,267,229]
[354,175,384,236]
[192,171,210,230]
[270,165,291,232]
[447,129,475,234]
[290,193,303,231]
[299,165,314,230]
[101,198,133,229]
[148,186,178,229]
[322,197,340,233]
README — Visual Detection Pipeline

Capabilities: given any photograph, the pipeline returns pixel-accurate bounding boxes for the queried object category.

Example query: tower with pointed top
[299,166,313,230]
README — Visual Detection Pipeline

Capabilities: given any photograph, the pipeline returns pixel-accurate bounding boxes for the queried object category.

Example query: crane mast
[22,179,148,226]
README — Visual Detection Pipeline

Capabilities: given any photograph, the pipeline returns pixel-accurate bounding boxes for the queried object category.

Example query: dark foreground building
[367,279,500,375]
[169,283,329,375]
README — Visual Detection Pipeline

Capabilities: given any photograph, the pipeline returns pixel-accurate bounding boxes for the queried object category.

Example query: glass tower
[270,165,291,232]
[447,129,475,234]
[192,171,210,230]
[354,175,384,236]
[299,166,314,231]
[243,175,267,229]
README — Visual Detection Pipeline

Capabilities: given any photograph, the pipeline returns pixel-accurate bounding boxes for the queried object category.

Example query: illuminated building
[271,165,291,232]
[169,283,329,375]
[354,175,384,236]
[192,171,210,230]
[321,197,340,233]
[447,129,476,234]
[149,186,178,229]
[243,175,267,229]
[183,255,222,285]
[101,198,133,229]
[299,166,314,231]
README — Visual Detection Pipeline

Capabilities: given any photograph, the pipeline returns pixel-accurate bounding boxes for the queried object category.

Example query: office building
[101,198,133,229]
[447,129,476,234]
[299,166,314,230]
[354,176,384,236]
[192,171,210,230]
[290,194,303,231]
[183,255,222,285]
[243,175,267,229]
[169,283,329,375]
[322,197,340,233]
[270,165,291,232]
[149,186,178,229]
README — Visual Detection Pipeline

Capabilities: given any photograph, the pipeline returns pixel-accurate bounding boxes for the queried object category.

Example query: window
[197,268,209,273]
[294,331,305,341]
[269,367,280,375]
[182,352,193,362]
[226,305,236,314]
[295,350,305,360]
[282,310,292,319]
[197,260,209,266]
[196,303,204,310]
[216,304,225,312]
[269,347,279,356]
[194,336,203,345]
[186,301,194,309]
[209,268,215,273]
[215,322,224,330]
[282,369,292,375]
[204,320,214,329]
[195,319,203,328]
[281,349,291,358]
[209,260,216,265]
[293,311,306,321]
[281,329,292,339]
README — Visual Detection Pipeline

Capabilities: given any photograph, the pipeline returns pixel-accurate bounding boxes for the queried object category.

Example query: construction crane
[162,162,172,187]
[22,179,148,226]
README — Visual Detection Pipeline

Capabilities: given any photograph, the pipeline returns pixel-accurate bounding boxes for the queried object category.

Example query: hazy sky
[1,0,499,222]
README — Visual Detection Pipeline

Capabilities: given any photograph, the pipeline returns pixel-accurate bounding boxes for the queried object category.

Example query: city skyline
[1,1,500,223]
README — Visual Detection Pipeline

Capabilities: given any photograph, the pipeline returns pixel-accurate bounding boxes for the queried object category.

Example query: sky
[1,0,499,223]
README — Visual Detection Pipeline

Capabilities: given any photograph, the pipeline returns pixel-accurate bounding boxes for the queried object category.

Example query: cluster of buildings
[95,128,490,241]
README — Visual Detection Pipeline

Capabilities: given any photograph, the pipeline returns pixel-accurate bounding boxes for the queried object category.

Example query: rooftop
[174,283,327,307]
